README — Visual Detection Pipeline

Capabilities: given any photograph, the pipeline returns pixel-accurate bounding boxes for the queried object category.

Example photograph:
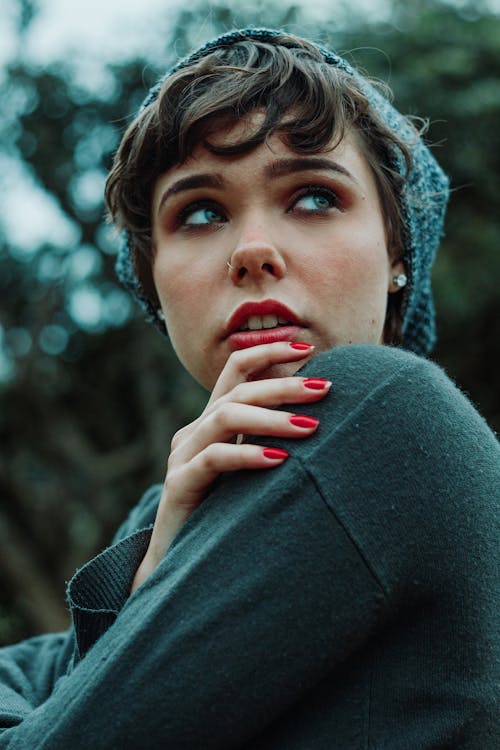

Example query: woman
[0,28,498,749]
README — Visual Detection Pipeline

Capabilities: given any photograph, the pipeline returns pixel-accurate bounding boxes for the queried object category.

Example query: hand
[131,342,331,591]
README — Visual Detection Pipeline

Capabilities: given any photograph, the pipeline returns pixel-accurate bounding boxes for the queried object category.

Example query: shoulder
[299,343,461,405]
[297,344,498,456]
[290,344,499,586]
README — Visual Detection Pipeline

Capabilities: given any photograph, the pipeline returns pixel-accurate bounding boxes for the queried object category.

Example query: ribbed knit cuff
[66,528,152,659]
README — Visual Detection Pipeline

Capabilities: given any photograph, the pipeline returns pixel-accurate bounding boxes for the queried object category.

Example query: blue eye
[291,188,338,213]
[180,203,226,226]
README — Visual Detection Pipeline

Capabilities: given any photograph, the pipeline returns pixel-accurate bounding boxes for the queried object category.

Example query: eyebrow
[265,157,358,183]
[157,156,358,214]
[157,174,224,212]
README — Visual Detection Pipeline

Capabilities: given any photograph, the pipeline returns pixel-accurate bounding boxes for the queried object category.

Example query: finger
[142,440,290,576]
[212,375,332,412]
[174,442,290,500]
[209,341,315,403]
[173,403,320,463]
[173,373,330,458]
[195,441,289,480]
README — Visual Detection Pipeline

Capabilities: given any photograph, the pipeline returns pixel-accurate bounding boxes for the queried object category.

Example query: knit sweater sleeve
[0,345,497,749]
[0,484,161,729]
[0,632,74,730]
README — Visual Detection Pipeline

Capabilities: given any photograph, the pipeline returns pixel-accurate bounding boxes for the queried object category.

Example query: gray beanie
[115,28,449,356]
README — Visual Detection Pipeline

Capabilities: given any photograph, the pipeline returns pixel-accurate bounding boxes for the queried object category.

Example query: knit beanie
[115,28,449,356]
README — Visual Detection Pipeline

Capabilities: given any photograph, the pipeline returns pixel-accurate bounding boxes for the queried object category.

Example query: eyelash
[176,200,226,228]
[174,185,341,229]
[288,186,340,214]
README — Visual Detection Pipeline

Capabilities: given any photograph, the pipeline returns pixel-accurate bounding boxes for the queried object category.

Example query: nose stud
[226,261,236,271]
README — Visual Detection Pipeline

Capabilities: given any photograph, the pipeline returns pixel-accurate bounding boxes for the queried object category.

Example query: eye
[289,187,339,214]
[178,201,227,227]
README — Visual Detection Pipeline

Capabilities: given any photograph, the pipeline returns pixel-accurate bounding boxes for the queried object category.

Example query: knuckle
[171,426,187,448]
[213,401,237,428]
[166,451,177,471]
[205,395,224,414]
[230,381,246,402]
[229,349,251,377]
[200,444,219,472]
[170,418,200,450]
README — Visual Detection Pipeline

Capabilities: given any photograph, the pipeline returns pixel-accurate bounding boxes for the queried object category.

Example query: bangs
[158,45,370,164]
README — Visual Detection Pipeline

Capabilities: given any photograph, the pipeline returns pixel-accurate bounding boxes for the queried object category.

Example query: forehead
[155,120,374,196]
[150,128,385,230]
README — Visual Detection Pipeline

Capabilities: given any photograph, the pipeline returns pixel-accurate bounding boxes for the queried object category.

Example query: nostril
[237,267,246,279]
[262,262,274,273]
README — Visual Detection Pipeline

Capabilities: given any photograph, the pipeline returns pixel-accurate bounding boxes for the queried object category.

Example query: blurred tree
[0,0,498,644]
[336,0,500,426]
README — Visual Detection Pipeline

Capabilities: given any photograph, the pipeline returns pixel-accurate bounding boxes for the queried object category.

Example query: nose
[227,226,287,285]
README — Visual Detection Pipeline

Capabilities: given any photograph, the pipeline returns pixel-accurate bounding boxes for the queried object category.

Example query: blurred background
[1,0,499,645]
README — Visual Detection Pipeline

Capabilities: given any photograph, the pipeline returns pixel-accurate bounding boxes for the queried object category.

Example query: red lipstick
[225,299,304,351]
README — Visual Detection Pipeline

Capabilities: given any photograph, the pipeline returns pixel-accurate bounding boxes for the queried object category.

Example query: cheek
[154,249,204,312]
[153,259,197,339]
[304,234,389,301]
[300,226,390,344]
[152,257,223,386]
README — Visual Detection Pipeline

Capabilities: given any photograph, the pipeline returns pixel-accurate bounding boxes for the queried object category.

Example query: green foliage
[1,0,499,643]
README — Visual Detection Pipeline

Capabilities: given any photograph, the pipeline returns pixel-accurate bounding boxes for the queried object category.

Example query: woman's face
[151,122,404,390]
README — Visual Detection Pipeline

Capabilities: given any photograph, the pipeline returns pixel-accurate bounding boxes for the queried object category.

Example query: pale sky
[2,0,394,72]
[2,0,497,84]
[3,0,496,72]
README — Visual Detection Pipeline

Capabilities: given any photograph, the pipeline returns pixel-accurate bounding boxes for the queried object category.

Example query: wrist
[130,500,191,592]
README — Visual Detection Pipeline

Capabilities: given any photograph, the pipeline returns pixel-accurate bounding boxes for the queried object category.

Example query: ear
[388,259,407,293]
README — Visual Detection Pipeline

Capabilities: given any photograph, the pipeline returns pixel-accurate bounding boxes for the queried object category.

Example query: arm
[2,345,497,748]
[0,632,74,730]
[1,458,388,749]
[0,486,162,726]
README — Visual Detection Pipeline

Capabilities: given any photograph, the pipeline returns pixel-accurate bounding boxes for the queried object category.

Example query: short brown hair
[105,34,414,344]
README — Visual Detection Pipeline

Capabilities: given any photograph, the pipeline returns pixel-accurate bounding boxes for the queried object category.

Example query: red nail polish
[289,414,319,429]
[303,378,331,390]
[263,448,289,460]
[289,342,313,351]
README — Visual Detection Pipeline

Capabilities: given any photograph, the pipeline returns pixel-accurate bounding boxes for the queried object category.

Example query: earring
[392,273,407,289]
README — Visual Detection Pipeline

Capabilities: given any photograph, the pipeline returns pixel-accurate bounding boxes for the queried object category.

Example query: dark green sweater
[0,345,499,748]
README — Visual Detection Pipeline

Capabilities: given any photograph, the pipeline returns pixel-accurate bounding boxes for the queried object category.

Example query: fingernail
[263,448,289,460]
[289,414,319,429]
[289,342,314,351]
[303,378,332,390]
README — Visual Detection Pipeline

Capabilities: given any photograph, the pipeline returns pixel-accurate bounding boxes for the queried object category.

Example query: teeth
[239,314,290,331]
[263,314,278,329]
[248,315,265,330]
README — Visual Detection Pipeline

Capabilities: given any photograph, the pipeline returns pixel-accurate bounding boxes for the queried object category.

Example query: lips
[224,300,304,350]
[225,300,300,335]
